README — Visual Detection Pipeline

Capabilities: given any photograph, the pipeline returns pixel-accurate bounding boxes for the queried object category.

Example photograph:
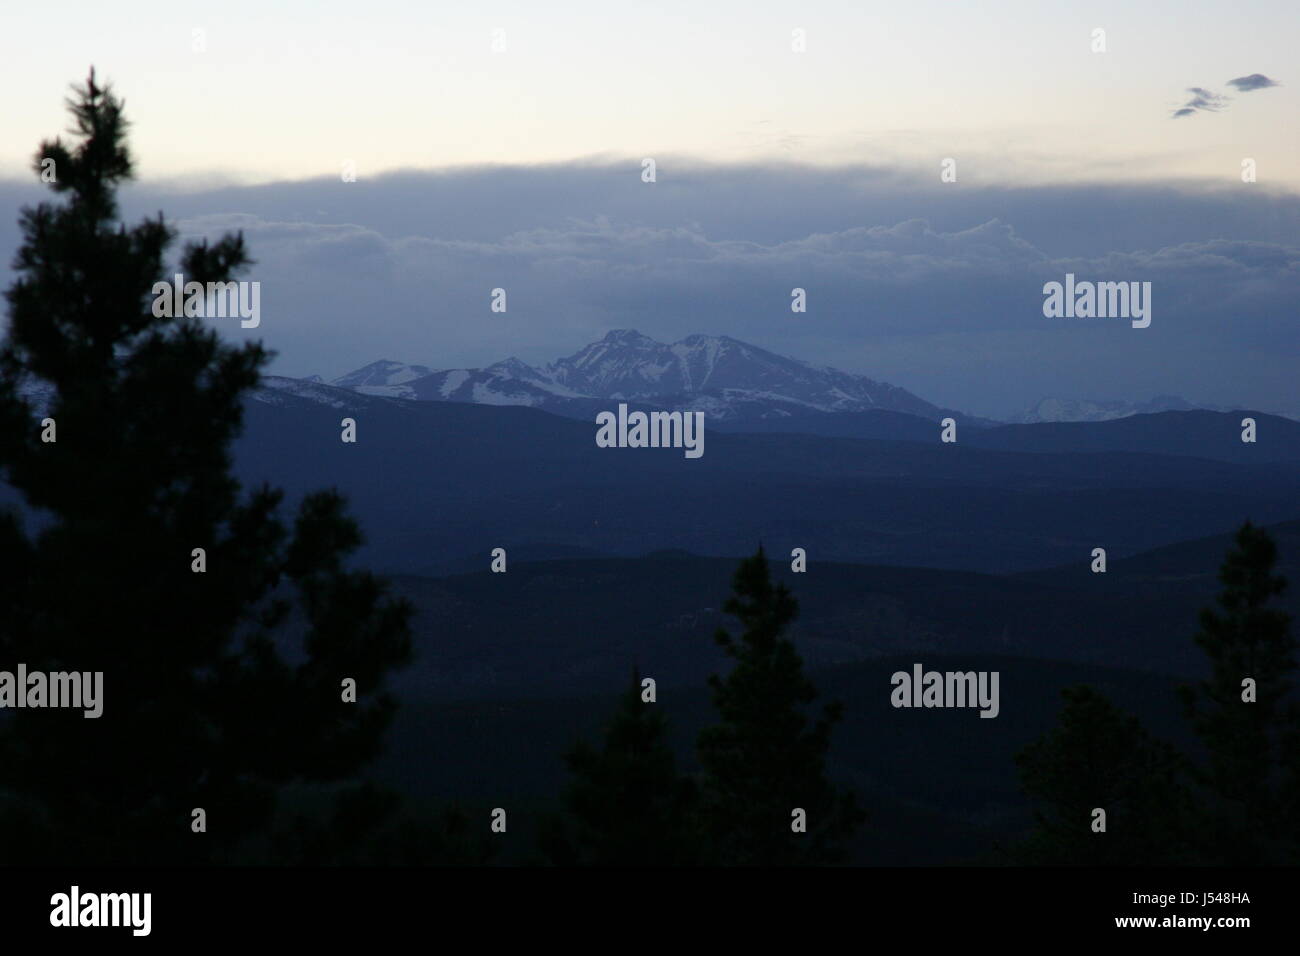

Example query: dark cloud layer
[1,163,1297,420]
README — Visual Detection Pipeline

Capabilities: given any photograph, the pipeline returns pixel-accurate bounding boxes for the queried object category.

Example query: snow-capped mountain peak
[485,357,548,382]
[600,329,660,347]
[327,330,954,423]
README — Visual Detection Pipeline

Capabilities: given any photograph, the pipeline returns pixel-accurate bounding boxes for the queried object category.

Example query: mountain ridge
[328,329,971,425]
[322,332,1292,427]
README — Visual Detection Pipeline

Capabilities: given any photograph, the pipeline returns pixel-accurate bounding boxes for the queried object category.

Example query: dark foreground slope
[232,394,1300,577]
[379,519,1300,701]
[358,525,1297,864]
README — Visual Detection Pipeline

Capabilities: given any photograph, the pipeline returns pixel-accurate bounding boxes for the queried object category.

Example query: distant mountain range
[8,358,1300,586]
[319,329,976,426]
[220,382,1300,578]
[314,331,1285,430]
[10,321,1290,453]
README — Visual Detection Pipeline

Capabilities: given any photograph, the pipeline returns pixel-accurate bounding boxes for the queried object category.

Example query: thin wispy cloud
[1172,73,1280,118]
[1172,87,1229,118]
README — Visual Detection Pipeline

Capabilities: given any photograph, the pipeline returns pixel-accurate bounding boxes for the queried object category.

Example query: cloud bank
[1,162,1297,420]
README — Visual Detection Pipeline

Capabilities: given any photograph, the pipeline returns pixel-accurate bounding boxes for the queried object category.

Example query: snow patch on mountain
[438,369,471,397]
[332,358,434,390]
[255,376,363,408]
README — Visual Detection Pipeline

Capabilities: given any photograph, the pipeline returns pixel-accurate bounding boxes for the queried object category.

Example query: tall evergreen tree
[1018,522,1297,866]
[0,70,412,864]
[1179,521,1298,864]
[545,671,699,865]
[1015,686,1194,865]
[696,546,863,865]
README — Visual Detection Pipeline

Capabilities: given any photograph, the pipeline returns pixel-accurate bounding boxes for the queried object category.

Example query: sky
[0,0,1296,419]
[2,0,1297,184]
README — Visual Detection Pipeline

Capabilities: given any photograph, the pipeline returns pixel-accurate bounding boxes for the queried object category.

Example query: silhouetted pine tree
[544,671,699,865]
[0,70,412,864]
[696,546,863,865]
[1015,685,1194,864]
[1179,521,1298,864]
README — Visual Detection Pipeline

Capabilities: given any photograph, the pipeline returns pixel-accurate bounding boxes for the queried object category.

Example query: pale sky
[2,0,1296,188]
